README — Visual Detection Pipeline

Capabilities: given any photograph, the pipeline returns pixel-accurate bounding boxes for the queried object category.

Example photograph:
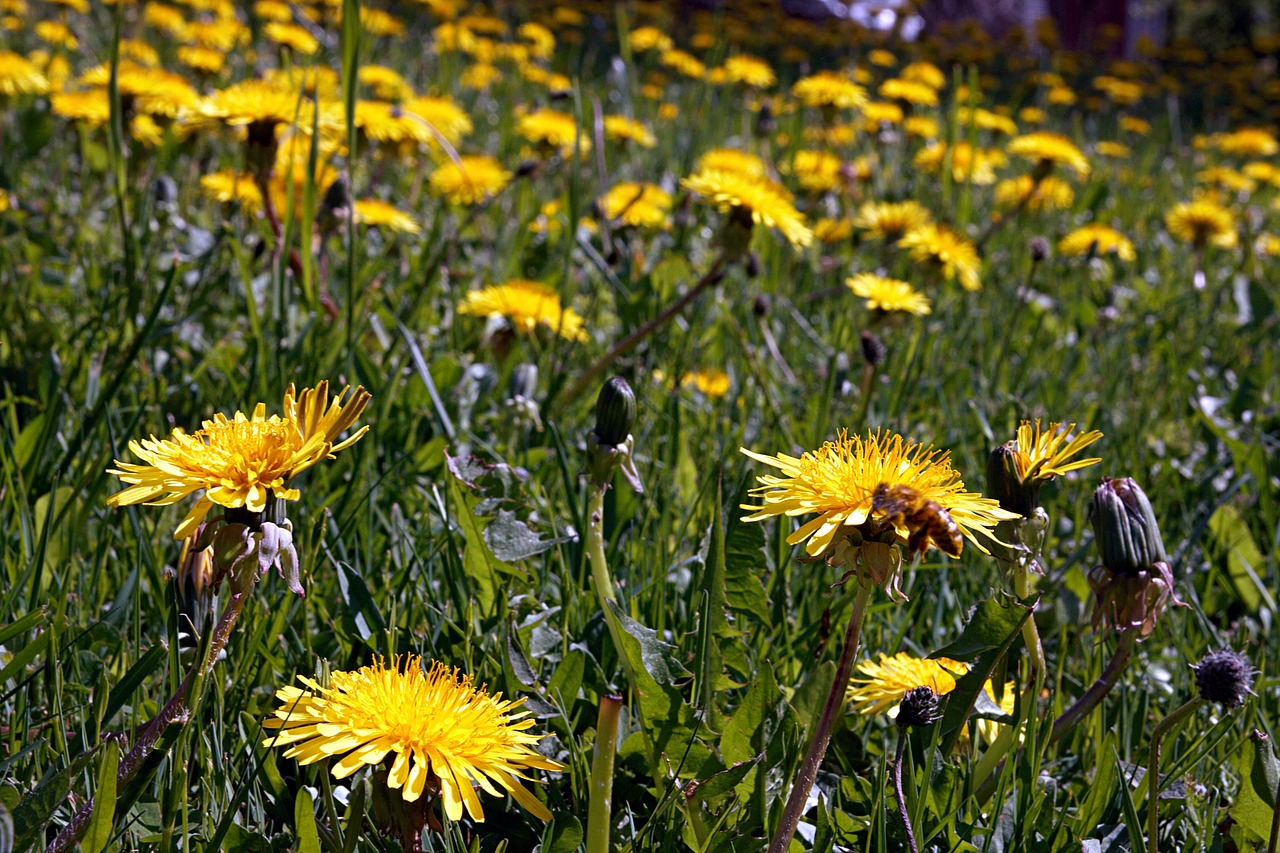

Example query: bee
[870,483,964,558]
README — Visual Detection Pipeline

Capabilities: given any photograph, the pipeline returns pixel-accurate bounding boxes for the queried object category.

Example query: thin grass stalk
[768,582,873,853]
[1146,697,1204,853]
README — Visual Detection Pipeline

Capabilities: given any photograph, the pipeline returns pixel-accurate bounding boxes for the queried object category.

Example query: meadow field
[0,0,1278,850]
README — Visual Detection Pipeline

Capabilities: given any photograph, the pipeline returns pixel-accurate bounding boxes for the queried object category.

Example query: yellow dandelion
[993,175,1075,211]
[598,182,671,230]
[354,199,420,234]
[429,155,511,206]
[602,115,656,148]
[358,65,412,101]
[264,21,320,55]
[867,48,896,68]
[1214,127,1278,158]
[813,217,854,243]
[853,200,932,241]
[721,54,775,89]
[1007,420,1103,485]
[106,382,370,539]
[1019,106,1046,124]
[681,368,731,398]
[1165,198,1237,249]
[862,100,904,128]
[403,95,474,147]
[457,280,589,342]
[1196,166,1255,194]
[904,115,940,139]
[740,429,1017,559]
[1094,140,1130,159]
[957,106,1018,135]
[628,25,672,53]
[792,70,867,111]
[846,274,931,316]
[517,108,587,156]
[460,63,502,90]
[0,50,50,97]
[1119,116,1151,135]
[694,147,767,178]
[178,45,225,74]
[200,170,264,214]
[682,169,814,249]
[878,77,938,106]
[51,90,111,126]
[517,22,555,61]
[1007,132,1090,178]
[264,656,563,821]
[914,142,1005,185]
[847,653,966,715]
[900,61,945,89]
[898,224,982,291]
[660,49,706,80]
[1057,224,1135,261]
[789,150,843,193]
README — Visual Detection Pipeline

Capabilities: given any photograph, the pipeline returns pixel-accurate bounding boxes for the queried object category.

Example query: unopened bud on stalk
[987,442,1034,517]
[593,376,635,447]
[860,330,886,367]
[1193,649,1255,708]
[1090,476,1166,575]
[745,251,761,279]
[897,686,942,729]
[1030,236,1050,262]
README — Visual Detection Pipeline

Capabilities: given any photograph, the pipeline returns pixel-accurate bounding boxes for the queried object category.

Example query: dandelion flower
[1007,132,1090,178]
[200,170,264,213]
[429,155,511,206]
[1008,420,1103,482]
[354,199,420,234]
[1214,127,1278,158]
[598,182,671,229]
[792,70,867,111]
[993,175,1075,211]
[740,429,1017,559]
[789,150,843,193]
[694,147,767,178]
[517,108,586,155]
[878,77,938,106]
[602,115,656,148]
[682,169,813,249]
[0,50,50,97]
[1165,198,1237,249]
[853,199,932,241]
[106,383,370,538]
[721,54,775,89]
[264,656,563,821]
[681,369,731,398]
[457,280,589,342]
[846,274,931,316]
[898,224,982,291]
[1057,223,1135,261]
[914,142,1004,185]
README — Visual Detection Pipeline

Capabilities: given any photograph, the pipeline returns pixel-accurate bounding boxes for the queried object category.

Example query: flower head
[682,169,813,249]
[1165,198,1237,249]
[741,429,1017,563]
[457,280,589,342]
[0,50,50,97]
[853,200,932,241]
[846,274,931,316]
[792,70,867,110]
[1058,224,1135,261]
[354,199,421,234]
[518,108,587,156]
[598,182,671,229]
[264,656,563,821]
[899,224,982,291]
[994,175,1075,211]
[107,383,370,538]
[1192,650,1255,708]
[1007,132,1090,178]
[987,420,1102,516]
[429,155,512,206]
[602,115,656,148]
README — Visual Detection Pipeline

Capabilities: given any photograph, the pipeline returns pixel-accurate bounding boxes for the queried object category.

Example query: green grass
[1,2,1278,851]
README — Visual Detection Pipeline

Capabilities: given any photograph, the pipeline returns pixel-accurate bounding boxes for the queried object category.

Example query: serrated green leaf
[606,598,686,686]
[1231,729,1280,839]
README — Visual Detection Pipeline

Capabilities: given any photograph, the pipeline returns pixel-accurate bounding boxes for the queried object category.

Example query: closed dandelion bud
[1030,236,1050,262]
[593,376,635,447]
[754,102,776,137]
[745,251,761,279]
[987,442,1034,517]
[1090,477,1166,576]
[753,294,770,317]
[897,685,942,729]
[1193,649,1254,708]
[860,330,886,367]
[515,160,539,178]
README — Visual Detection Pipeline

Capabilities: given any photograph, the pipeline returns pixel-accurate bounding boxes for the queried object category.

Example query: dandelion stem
[768,582,873,853]
[892,726,919,853]
[1267,758,1280,853]
[48,561,258,853]
[1146,697,1204,853]
[587,695,623,853]
[1050,631,1137,745]
[558,252,727,412]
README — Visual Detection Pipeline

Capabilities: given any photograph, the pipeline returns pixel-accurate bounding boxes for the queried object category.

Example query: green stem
[1267,759,1280,853]
[587,695,622,853]
[1146,697,1204,853]
[768,583,874,853]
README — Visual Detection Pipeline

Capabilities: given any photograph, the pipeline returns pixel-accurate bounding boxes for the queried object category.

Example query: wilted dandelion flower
[853,200,932,241]
[898,224,982,291]
[846,274,931,316]
[429,155,511,205]
[682,169,814,249]
[264,656,563,821]
[1165,198,1237,249]
[1007,132,1090,178]
[598,182,671,229]
[457,280,589,342]
[354,199,420,234]
[741,429,1016,560]
[107,383,370,538]
[1058,223,1136,260]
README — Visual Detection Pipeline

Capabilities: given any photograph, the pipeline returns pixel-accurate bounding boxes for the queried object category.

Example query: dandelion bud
[1090,477,1166,576]
[593,376,635,447]
[1030,236,1050,262]
[515,160,539,178]
[986,442,1033,516]
[860,330,886,367]
[897,686,942,729]
[321,177,349,216]
[745,251,761,279]
[1192,650,1255,708]
[753,294,770,317]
